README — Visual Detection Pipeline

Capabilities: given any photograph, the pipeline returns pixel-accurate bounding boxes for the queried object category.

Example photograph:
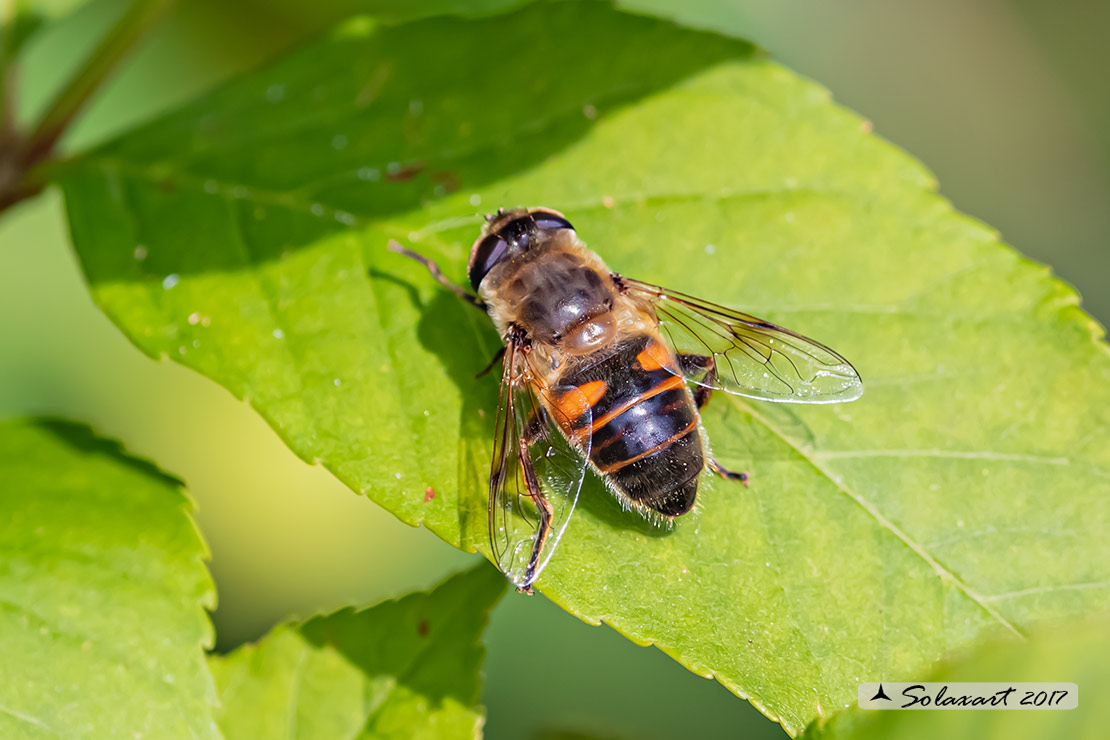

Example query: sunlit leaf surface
[0,419,217,739]
[209,563,505,740]
[58,2,1110,733]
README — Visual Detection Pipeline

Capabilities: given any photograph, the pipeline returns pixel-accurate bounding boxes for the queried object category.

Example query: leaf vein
[729,397,1026,638]
[983,580,1110,602]
[814,449,1071,465]
[0,704,64,739]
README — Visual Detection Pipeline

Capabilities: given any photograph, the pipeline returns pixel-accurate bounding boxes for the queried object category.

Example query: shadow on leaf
[64,1,755,284]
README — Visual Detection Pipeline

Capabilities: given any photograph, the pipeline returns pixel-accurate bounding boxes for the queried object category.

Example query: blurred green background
[1,1,1106,738]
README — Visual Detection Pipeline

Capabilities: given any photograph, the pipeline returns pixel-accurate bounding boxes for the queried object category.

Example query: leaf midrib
[76,155,1002,319]
[77,153,1082,330]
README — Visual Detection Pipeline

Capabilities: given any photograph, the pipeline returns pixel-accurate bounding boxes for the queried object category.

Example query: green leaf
[57,1,1110,734]
[208,563,506,740]
[802,619,1109,739]
[2,0,88,61]
[0,418,218,739]
[260,0,531,27]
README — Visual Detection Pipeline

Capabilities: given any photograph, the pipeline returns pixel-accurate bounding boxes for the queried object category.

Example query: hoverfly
[391,207,862,592]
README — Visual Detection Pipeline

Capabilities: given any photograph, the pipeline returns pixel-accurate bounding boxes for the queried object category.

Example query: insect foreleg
[476,346,506,378]
[388,240,485,309]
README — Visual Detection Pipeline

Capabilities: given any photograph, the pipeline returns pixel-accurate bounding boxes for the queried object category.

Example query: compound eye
[468,234,509,290]
[532,211,574,231]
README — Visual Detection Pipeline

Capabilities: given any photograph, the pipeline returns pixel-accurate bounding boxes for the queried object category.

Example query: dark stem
[20,0,173,165]
[0,0,173,214]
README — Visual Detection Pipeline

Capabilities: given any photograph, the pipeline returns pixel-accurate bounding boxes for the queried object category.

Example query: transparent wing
[488,342,593,591]
[622,277,863,404]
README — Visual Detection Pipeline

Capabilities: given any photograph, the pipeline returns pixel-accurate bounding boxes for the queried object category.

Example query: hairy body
[479,220,705,518]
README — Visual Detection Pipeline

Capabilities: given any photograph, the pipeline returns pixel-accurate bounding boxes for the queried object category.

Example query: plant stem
[0,0,172,215]
[1,0,29,142]
[20,0,174,166]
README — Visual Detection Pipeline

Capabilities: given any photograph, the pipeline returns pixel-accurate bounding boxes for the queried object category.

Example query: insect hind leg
[708,458,749,486]
[678,353,715,408]
[681,353,750,486]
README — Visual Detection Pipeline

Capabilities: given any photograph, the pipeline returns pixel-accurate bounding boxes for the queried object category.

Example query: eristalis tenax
[391,207,862,592]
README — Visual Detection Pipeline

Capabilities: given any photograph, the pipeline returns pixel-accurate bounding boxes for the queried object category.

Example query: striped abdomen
[558,334,704,517]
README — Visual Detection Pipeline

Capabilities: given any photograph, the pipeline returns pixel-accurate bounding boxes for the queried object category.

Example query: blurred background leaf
[1,0,86,65]
[51,1,1110,734]
[0,419,217,739]
[211,563,505,740]
[2,0,1108,738]
[801,618,1108,740]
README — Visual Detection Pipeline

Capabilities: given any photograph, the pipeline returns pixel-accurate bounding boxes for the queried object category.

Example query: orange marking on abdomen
[579,379,609,407]
[635,340,674,372]
[551,379,607,423]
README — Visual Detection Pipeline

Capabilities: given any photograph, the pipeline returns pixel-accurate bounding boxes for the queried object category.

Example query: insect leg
[388,240,485,309]
[708,458,749,486]
[517,433,552,594]
[521,409,544,446]
[678,353,715,408]
[681,353,750,485]
[476,346,506,378]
